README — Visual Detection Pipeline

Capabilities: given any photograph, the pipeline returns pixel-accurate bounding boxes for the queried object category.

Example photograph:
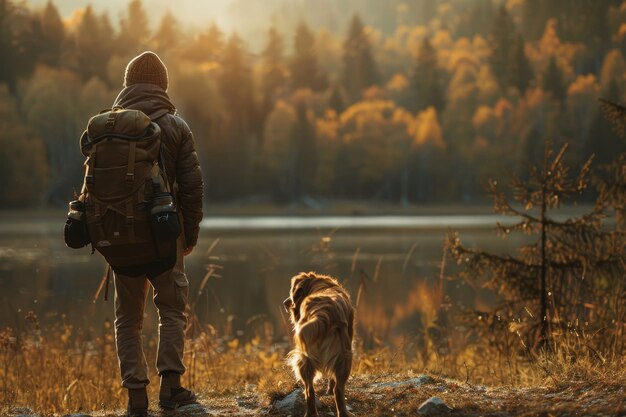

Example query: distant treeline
[0,0,624,207]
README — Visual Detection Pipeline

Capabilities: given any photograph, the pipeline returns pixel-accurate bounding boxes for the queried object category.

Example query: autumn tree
[449,143,624,351]
[341,14,380,101]
[411,37,445,113]
[291,21,327,91]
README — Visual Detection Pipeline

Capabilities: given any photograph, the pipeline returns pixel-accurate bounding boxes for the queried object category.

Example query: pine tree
[260,27,287,126]
[291,21,327,91]
[289,101,317,201]
[39,1,64,67]
[73,6,108,80]
[217,34,258,197]
[0,0,15,92]
[411,37,445,113]
[154,11,180,52]
[542,56,566,103]
[341,14,380,101]
[597,99,626,228]
[184,22,222,62]
[509,34,533,93]
[118,0,149,54]
[522,0,551,41]
[328,84,347,114]
[489,5,516,91]
[449,143,624,351]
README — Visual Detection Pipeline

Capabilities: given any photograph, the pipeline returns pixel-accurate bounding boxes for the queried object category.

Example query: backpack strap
[158,143,171,193]
[126,142,136,184]
[125,199,135,241]
[85,143,97,187]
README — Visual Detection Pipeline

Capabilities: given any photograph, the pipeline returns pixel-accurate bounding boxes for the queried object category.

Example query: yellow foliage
[431,29,453,50]
[599,49,626,93]
[472,105,495,130]
[412,107,445,149]
[386,73,409,91]
[567,74,600,99]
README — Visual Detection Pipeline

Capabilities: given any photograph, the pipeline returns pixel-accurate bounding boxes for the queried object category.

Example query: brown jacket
[113,83,203,249]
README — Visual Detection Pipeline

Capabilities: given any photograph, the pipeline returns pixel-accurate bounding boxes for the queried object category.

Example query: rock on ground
[417,396,453,415]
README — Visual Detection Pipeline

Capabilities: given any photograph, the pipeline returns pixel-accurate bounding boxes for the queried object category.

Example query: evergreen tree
[154,11,180,52]
[0,0,15,92]
[489,5,516,91]
[73,6,109,80]
[289,101,317,201]
[522,0,551,41]
[542,56,566,103]
[328,84,347,114]
[411,37,445,113]
[217,34,258,197]
[341,14,380,101]
[597,99,626,228]
[39,1,64,67]
[118,0,149,54]
[449,143,624,351]
[260,27,287,126]
[509,34,533,93]
[291,21,327,91]
[184,22,222,62]
[458,0,494,38]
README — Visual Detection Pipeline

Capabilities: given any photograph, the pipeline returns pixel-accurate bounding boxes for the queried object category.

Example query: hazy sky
[26,0,234,29]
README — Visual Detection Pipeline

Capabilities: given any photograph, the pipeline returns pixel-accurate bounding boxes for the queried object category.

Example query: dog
[283,272,355,417]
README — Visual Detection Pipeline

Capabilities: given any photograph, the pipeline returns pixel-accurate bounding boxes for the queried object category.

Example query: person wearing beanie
[111,51,203,417]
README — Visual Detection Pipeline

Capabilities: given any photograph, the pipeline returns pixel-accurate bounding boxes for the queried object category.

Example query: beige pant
[113,241,189,389]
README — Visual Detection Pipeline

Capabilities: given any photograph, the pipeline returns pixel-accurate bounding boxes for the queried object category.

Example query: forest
[0,0,624,207]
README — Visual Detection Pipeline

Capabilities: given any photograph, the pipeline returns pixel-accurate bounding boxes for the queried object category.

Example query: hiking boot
[159,372,197,410]
[127,388,148,417]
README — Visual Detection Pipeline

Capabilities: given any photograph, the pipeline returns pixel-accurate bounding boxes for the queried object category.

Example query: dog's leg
[333,352,354,417]
[298,357,318,417]
[326,378,336,395]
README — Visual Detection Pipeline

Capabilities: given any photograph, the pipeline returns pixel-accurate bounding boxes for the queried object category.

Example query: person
[111,51,203,417]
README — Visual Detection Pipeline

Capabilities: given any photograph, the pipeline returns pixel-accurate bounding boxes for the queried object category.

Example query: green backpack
[64,107,180,268]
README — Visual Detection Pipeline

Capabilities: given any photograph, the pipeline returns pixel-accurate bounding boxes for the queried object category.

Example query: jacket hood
[113,83,176,121]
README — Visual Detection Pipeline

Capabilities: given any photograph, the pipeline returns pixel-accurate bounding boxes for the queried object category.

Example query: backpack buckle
[105,112,117,130]
[125,173,134,182]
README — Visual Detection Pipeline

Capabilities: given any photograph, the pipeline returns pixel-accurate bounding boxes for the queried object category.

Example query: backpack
[64,107,180,268]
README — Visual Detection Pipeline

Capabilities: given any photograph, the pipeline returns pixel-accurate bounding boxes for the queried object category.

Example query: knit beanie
[124,51,169,91]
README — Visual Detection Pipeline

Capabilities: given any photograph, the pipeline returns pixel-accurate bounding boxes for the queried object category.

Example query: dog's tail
[297,317,328,346]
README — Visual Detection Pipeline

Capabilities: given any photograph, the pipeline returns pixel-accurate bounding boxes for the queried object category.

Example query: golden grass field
[1,306,624,416]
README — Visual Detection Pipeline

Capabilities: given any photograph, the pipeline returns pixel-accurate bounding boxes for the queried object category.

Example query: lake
[0,212,534,342]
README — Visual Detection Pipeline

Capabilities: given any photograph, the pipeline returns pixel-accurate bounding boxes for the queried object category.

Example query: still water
[0,213,527,340]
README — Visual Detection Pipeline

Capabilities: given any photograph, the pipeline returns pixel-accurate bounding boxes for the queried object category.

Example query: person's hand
[183,245,194,256]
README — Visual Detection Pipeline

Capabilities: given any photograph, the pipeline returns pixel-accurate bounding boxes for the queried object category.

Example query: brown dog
[283,272,355,417]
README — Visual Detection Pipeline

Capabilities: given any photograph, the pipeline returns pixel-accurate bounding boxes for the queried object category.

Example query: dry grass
[0,308,624,416]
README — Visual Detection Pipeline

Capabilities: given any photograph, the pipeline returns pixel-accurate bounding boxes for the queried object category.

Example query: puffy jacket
[113,83,203,249]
